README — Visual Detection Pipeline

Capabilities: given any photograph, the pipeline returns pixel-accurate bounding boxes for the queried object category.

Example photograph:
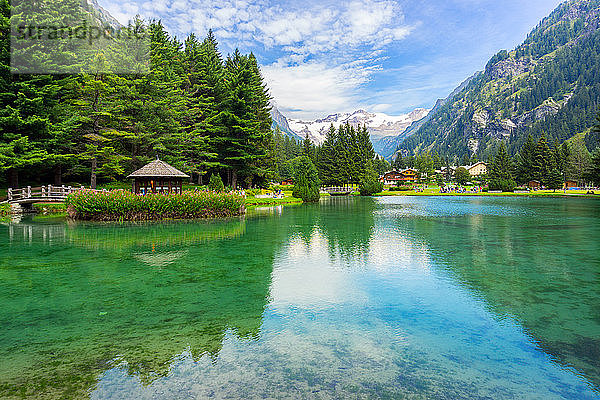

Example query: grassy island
[66,189,245,221]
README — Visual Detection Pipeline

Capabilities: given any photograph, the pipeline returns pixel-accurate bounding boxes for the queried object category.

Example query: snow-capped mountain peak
[287,108,429,145]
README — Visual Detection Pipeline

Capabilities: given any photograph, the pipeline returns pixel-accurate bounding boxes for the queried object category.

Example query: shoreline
[374,191,599,199]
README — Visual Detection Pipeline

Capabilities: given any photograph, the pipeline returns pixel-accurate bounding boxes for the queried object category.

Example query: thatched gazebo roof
[127,159,190,179]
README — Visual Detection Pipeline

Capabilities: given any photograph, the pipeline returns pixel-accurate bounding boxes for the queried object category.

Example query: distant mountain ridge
[270,107,429,157]
[400,0,600,159]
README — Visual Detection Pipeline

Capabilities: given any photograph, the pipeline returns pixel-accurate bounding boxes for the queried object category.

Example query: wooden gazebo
[127,158,190,195]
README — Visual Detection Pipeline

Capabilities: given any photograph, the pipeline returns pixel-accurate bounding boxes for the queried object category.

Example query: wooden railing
[7,185,108,202]
[323,187,354,194]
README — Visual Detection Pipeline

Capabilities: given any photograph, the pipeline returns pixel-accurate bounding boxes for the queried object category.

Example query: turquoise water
[0,196,599,399]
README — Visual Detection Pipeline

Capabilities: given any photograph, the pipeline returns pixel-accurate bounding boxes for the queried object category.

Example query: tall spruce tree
[317,125,339,186]
[532,133,552,184]
[489,142,516,191]
[516,134,536,184]
[588,149,600,186]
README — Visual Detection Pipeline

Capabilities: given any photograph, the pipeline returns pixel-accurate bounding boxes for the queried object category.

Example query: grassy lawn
[32,203,67,214]
[246,191,303,206]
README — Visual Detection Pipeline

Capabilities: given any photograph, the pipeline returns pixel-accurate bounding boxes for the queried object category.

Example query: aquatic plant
[65,189,245,221]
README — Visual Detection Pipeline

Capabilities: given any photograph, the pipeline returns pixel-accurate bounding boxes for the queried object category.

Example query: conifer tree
[213,49,272,187]
[532,133,551,184]
[292,156,320,202]
[489,142,516,191]
[516,134,536,184]
[393,154,406,170]
[302,133,313,160]
[588,149,600,186]
[317,125,339,186]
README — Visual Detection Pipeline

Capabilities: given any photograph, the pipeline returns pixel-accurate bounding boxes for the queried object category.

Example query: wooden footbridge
[3,185,107,212]
[324,187,355,196]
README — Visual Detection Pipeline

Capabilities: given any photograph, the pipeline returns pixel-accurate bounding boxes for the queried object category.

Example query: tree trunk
[8,169,18,188]
[91,157,97,189]
[54,165,62,185]
[232,170,237,189]
[197,173,202,185]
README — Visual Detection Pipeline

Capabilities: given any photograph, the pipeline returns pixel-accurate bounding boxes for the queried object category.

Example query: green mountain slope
[400,0,600,160]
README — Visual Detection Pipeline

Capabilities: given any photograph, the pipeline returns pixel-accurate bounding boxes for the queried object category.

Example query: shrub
[65,189,245,221]
[293,183,320,202]
[208,174,225,192]
[488,179,516,192]
[359,172,383,196]
[0,202,10,217]
[292,156,321,202]
[454,167,471,185]
[246,188,261,197]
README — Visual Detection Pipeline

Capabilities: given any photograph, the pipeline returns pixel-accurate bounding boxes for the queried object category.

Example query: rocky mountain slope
[84,0,122,28]
[270,106,302,141]
[400,0,600,160]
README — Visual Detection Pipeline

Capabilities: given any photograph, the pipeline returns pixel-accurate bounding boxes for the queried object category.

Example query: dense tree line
[489,127,600,190]
[0,0,274,189]
[274,124,388,190]
[315,124,378,188]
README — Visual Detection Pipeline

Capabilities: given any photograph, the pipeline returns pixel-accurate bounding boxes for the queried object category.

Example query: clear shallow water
[1,196,599,399]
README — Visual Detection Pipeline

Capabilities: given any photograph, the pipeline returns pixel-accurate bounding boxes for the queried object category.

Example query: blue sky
[99,0,563,119]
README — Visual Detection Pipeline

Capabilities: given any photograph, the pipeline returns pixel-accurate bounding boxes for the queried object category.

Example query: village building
[127,158,190,195]
[381,169,420,185]
[466,162,487,177]
[564,180,578,190]
[528,180,542,189]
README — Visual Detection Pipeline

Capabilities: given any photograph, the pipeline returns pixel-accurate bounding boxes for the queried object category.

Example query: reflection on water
[0,197,599,399]
[0,217,273,398]
[383,196,600,389]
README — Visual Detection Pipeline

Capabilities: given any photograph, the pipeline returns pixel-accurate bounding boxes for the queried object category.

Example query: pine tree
[489,142,516,191]
[292,156,320,202]
[359,161,383,196]
[588,149,600,187]
[69,54,132,188]
[516,134,536,184]
[212,49,273,188]
[568,140,592,185]
[393,154,406,170]
[532,134,551,184]
[317,125,339,186]
[302,133,313,160]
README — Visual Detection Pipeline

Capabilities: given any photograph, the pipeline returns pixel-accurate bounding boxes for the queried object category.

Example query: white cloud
[262,61,372,120]
[97,0,414,118]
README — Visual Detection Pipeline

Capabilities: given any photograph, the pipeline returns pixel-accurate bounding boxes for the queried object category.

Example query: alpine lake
[1,196,599,399]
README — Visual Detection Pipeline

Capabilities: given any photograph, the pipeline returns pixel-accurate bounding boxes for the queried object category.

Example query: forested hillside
[400,0,600,160]
[0,0,274,189]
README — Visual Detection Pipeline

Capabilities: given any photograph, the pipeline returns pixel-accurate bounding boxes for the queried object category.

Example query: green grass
[32,203,67,214]
[246,194,303,206]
